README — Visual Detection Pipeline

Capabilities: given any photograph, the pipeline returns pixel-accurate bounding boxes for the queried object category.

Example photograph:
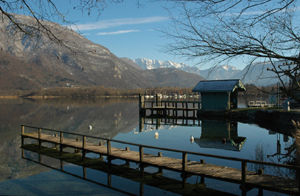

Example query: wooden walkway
[139,95,200,118]
[22,145,234,196]
[21,125,300,195]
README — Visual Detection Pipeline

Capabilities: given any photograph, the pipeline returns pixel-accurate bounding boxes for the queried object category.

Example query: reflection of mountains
[0,99,139,181]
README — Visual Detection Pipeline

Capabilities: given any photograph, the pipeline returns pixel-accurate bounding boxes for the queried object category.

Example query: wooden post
[60,132,63,153]
[187,102,189,117]
[107,173,112,187]
[201,176,205,184]
[140,182,144,196]
[241,160,247,186]
[139,146,144,163]
[107,140,111,155]
[21,125,25,135]
[82,136,86,159]
[83,166,87,179]
[107,140,111,166]
[182,152,187,171]
[38,128,42,148]
[21,125,25,146]
[60,160,64,170]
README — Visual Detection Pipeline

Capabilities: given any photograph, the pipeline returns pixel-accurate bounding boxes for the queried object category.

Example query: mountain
[233,61,291,86]
[133,58,188,70]
[200,65,241,80]
[133,57,291,86]
[132,58,241,80]
[0,15,202,92]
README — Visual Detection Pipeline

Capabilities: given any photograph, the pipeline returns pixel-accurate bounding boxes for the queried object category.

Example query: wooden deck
[22,145,234,196]
[21,125,300,195]
[139,94,200,118]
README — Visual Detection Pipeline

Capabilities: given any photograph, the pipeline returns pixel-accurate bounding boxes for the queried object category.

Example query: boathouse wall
[201,92,230,111]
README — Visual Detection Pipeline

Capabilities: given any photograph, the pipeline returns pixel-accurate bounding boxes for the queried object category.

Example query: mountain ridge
[0,14,203,92]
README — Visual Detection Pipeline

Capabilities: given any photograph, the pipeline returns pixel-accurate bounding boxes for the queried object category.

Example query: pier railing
[21,125,300,194]
[139,94,201,118]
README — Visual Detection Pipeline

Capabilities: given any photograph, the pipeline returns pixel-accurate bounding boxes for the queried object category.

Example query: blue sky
[55,1,184,65]
[42,0,300,70]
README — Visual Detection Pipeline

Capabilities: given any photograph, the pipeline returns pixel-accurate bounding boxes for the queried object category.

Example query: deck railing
[21,124,300,194]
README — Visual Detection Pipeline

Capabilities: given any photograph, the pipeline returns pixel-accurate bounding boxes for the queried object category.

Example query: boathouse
[192,79,246,111]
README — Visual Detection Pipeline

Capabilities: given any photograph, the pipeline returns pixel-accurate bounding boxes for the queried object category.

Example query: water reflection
[195,120,246,151]
[138,115,296,167]
[0,98,139,182]
[21,147,232,196]
[0,99,298,195]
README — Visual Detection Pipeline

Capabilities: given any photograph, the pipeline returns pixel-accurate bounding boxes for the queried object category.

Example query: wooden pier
[139,94,200,118]
[22,145,233,196]
[21,125,300,195]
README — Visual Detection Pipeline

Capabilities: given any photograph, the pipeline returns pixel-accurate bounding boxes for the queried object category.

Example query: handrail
[21,125,300,170]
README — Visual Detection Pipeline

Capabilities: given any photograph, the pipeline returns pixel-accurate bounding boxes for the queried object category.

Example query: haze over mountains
[0,14,203,92]
[132,58,286,86]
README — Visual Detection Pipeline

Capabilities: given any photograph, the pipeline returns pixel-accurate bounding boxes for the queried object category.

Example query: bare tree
[0,0,123,44]
[164,0,300,101]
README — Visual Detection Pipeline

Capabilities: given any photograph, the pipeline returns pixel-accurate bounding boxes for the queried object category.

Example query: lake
[0,98,297,195]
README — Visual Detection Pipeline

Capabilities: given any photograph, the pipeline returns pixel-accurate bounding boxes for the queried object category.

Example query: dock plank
[21,131,299,194]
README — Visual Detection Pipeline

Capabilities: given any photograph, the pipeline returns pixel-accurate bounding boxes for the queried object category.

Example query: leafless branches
[0,0,122,44]
[164,0,300,100]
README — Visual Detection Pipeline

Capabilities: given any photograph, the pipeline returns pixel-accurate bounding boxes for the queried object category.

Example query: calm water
[0,99,296,195]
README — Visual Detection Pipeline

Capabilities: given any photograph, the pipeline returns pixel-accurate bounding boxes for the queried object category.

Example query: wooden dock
[139,94,200,118]
[21,125,300,195]
[22,145,234,196]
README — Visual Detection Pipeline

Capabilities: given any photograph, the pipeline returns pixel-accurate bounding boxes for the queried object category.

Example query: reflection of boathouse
[194,120,246,151]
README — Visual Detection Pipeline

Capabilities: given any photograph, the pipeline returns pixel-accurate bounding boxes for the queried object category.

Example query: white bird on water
[154,131,159,139]
[89,125,93,131]
[190,135,194,143]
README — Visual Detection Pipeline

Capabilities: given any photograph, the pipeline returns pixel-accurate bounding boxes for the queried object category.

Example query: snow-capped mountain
[133,58,241,80]
[200,65,241,80]
[132,57,293,86]
[133,58,188,70]
[233,61,292,86]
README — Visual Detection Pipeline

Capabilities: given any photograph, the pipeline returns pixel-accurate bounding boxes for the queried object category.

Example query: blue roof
[192,79,246,93]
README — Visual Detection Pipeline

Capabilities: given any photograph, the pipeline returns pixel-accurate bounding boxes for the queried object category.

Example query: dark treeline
[0,84,282,99]
[19,86,194,98]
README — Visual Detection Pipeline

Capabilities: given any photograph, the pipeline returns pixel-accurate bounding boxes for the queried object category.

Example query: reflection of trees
[252,135,296,179]
[0,99,139,181]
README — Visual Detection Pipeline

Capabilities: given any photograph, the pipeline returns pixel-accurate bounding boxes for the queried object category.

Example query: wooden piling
[60,132,63,152]
[182,152,187,171]
[38,128,42,148]
[241,160,247,187]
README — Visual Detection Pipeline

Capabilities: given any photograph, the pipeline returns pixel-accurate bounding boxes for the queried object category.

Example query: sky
[52,1,186,66]
[27,0,300,70]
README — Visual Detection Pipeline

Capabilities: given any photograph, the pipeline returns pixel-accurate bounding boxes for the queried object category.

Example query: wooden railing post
[21,125,25,146]
[139,146,144,163]
[21,125,25,135]
[182,152,187,171]
[107,140,111,155]
[38,128,42,148]
[241,160,247,186]
[107,140,112,166]
[82,136,86,149]
[82,136,86,159]
[60,132,63,152]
